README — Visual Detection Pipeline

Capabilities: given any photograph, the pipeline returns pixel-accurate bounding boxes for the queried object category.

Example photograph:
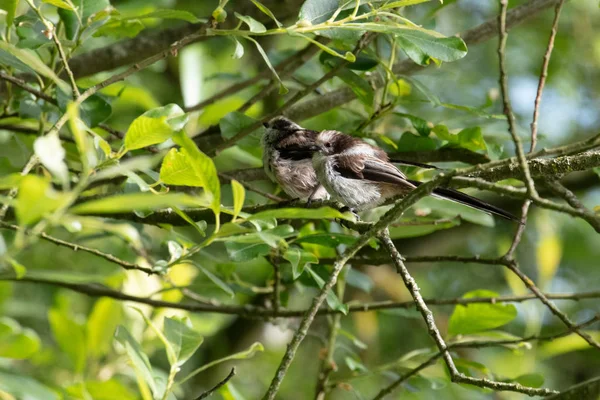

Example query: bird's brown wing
[334,154,415,187]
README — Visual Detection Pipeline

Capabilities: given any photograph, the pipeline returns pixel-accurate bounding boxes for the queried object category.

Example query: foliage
[0,0,599,399]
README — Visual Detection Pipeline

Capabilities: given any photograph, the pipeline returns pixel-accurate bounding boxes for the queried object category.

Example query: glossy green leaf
[250,207,354,221]
[170,130,221,225]
[306,266,348,314]
[194,263,235,298]
[298,0,338,24]
[396,30,467,65]
[284,246,319,279]
[125,104,187,150]
[94,19,145,39]
[225,241,270,262]
[540,332,600,359]
[0,42,70,92]
[0,173,23,189]
[163,317,204,366]
[230,179,245,220]
[249,0,281,27]
[395,112,431,137]
[235,12,266,33]
[87,298,122,359]
[456,127,487,152]
[397,132,437,152]
[67,379,138,400]
[294,233,358,247]
[70,192,205,214]
[114,325,157,395]
[49,308,87,372]
[131,9,200,23]
[448,290,517,335]
[42,0,75,10]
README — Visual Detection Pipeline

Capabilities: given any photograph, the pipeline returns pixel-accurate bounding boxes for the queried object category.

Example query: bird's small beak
[308,144,325,153]
[262,122,269,128]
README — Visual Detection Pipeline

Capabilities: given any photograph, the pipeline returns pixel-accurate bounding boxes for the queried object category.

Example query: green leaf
[49,308,87,372]
[320,50,378,71]
[194,263,235,298]
[0,372,61,400]
[298,0,338,24]
[70,192,205,214]
[0,0,19,27]
[250,207,354,221]
[335,68,374,108]
[306,266,348,314]
[294,233,358,247]
[235,12,266,33]
[131,9,200,23]
[15,175,68,225]
[396,132,437,152]
[42,0,75,10]
[58,87,113,128]
[448,290,517,335]
[249,0,281,27]
[67,379,138,400]
[114,325,157,395]
[68,102,97,172]
[219,111,265,148]
[0,317,41,359]
[225,241,270,262]
[283,247,319,279]
[387,217,461,239]
[513,373,544,388]
[396,30,467,65]
[432,124,457,142]
[0,173,23,189]
[169,131,221,226]
[87,298,122,359]
[456,127,487,152]
[125,104,187,150]
[163,317,204,366]
[94,19,145,39]
[231,179,245,220]
[395,112,430,137]
[231,37,244,59]
[0,41,70,92]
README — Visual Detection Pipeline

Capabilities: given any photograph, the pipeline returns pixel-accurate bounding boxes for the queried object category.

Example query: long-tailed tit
[309,129,518,221]
[261,116,439,202]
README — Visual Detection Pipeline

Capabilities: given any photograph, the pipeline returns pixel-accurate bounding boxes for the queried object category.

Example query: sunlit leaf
[298,0,338,24]
[130,9,200,23]
[49,308,86,373]
[0,317,41,359]
[230,180,245,220]
[42,0,75,10]
[448,290,517,335]
[250,207,354,221]
[234,12,266,33]
[114,326,157,395]
[15,175,67,225]
[249,0,281,27]
[70,192,205,214]
[87,299,123,359]
[0,0,19,27]
[163,317,204,366]
[125,104,187,150]
[0,372,61,400]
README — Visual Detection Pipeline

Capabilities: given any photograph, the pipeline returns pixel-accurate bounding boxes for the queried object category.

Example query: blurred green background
[1,0,600,399]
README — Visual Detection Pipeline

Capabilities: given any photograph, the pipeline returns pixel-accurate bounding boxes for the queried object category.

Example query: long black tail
[407,179,520,222]
[390,159,440,170]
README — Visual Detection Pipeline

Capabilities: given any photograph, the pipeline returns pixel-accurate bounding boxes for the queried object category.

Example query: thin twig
[195,367,236,400]
[371,315,599,399]
[378,230,557,397]
[530,0,566,152]
[219,172,285,202]
[0,71,58,104]
[542,179,600,232]
[0,222,155,275]
[3,274,600,318]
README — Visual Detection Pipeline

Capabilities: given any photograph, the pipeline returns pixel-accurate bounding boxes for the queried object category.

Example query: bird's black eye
[326,142,332,148]
[262,122,269,128]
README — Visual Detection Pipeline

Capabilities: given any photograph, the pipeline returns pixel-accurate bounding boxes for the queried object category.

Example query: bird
[261,116,439,202]
[308,128,519,221]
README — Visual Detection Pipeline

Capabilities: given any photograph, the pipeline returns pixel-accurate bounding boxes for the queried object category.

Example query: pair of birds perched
[261,116,518,222]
